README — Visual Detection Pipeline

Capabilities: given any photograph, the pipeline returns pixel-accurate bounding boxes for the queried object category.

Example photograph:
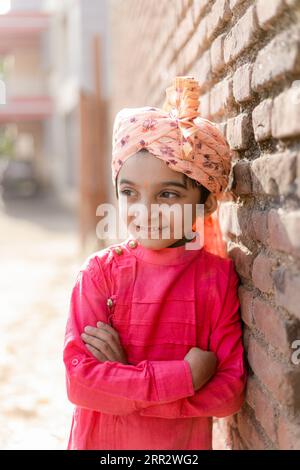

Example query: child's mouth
[136,225,167,234]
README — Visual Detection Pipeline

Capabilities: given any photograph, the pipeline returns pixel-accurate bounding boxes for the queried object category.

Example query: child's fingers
[96,322,120,342]
[85,343,107,362]
[81,333,116,361]
[83,326,121,357]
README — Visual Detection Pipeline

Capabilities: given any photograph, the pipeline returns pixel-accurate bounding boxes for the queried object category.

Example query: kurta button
[128,240,137,249]
[72,358,79,366]
[107,298,113,308]
[114,246,123,255]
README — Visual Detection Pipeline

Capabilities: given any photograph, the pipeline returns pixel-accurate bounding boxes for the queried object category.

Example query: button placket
[106,293,117,325]
[128,239,137,249]
[111,257,136,329]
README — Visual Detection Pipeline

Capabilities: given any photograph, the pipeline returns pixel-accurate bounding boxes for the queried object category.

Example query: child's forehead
[118,155,187,188]
[119,152,184,182]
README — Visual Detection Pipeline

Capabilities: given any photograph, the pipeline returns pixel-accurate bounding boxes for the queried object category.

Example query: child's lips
[136,225,168,233]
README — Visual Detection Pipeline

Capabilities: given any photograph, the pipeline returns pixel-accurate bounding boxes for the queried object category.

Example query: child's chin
[134,236,174,250]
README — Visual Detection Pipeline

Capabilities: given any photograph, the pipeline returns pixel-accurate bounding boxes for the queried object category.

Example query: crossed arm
[63,259,247,418]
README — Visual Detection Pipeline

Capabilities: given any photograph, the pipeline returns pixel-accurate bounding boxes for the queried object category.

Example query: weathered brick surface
[256,0,285,30]
[233,63,253,103]
[246,376,277,443]
[250,152,297,197]
[252,26,300,92]
[272,87,300,138]
[109,0,300,450]
[226,112,253,149]
[224,5,259,65]
[252,98,273,141]
[252,252,275,293]
[210,76,234,116]
[273,266,300,320]
[268,208,300,257]
[210,32,226,73]
[248,335,299,408]
[252,297,295,356]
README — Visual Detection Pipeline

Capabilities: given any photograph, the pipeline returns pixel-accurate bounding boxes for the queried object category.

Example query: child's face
[117,151,202,249]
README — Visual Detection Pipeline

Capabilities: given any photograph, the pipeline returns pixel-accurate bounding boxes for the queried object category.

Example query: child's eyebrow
[119,179,188,190]
[158,180,188,189]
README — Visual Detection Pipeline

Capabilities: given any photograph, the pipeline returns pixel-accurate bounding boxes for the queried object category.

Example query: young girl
[63,76,248,450]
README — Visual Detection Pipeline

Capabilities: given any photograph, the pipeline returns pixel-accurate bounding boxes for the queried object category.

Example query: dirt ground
[0,193,83,449]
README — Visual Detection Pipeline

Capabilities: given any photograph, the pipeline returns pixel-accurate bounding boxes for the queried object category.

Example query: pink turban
[111,76,233,258]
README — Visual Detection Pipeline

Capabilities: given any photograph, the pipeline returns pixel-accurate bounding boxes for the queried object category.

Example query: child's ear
[204,194,217,217]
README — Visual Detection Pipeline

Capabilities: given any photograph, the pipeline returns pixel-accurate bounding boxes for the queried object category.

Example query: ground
[0,193,81,449]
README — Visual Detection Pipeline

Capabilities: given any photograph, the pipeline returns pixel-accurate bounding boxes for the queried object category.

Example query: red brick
[252,296,294,356]
[277,414,300,449]
[237,408,268,450]
[206,0,232,43]
[229,0,246,11]
[215,121,227,138]
[238,286,255,327]
[210,33,226,73]
[248,335,300,408]
[183,28,202,67]
[226,113,253,150]
[298,152,300,198]
[252,98,273,141]
[224,5,259,64]
[191,0,211,25]
[268,208,300,257]
[272,86,300,138]
[252,253,275,293]
[252,26,300,91]
[231,428,248,449]
[232,160,252,194]
[250,152,297,197]
[199,91,210,118]
[273,266,300,320]
[175,6,195,50]
[233,63,253,103]
[197,17,208,51]
[245,376,277,443]
[256,0,285,30]
[218,200,241,237]
[228,245,255,280]
[210,76,234,116]
[250,209,268,244]
[285,0,300,5]
[196,50,211,88]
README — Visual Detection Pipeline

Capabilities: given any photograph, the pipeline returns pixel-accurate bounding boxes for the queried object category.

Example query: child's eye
[120,189,134,197]
[160,191,179,199]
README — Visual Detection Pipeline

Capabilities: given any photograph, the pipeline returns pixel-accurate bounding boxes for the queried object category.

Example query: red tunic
[63,237,247,449]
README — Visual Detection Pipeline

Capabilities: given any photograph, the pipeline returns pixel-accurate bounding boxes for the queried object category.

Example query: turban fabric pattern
[111,76,234,258]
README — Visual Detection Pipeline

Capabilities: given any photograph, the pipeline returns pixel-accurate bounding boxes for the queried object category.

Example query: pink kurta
[63,237,247,450]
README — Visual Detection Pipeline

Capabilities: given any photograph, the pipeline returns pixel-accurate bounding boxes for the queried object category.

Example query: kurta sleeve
[138,259,248,419]
[63,254,195,416]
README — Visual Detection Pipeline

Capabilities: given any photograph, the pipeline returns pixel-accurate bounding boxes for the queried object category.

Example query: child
[63,76,248,450]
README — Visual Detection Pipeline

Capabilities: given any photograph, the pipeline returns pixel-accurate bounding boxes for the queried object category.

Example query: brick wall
[108,0,300,449]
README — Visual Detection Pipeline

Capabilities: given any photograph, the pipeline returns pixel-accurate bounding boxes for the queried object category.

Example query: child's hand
[184,347,218,392]
[81,322,129,364]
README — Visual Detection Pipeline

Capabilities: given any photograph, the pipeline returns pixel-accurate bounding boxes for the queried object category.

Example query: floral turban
[111,76,233,258]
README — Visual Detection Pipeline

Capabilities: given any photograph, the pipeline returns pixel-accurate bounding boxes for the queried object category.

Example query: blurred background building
[0,0,112,450]
[0,0,111,251]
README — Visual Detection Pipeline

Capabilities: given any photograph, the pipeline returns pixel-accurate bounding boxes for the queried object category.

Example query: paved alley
[0,194,82,449]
